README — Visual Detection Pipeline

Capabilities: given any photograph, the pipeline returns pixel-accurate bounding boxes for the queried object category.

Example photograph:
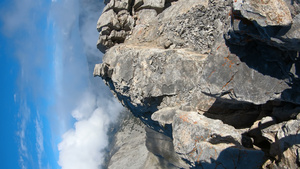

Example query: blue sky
[0,0,123,169]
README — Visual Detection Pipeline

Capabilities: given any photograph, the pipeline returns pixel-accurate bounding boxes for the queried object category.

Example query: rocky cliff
[94,0,300,168]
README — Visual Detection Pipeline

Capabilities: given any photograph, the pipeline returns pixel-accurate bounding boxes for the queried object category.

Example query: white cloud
[49,0,89,136]
[58,109,108,169]
[50,0,124,169]
[35,112,44,169]
[17,99,31,169]
[58,91,123,169]
[19,156,27,169]
[71,91,97,120]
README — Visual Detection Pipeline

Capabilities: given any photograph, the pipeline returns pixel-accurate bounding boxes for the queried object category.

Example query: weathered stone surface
[229,11,300,51]
[104,111,149,169]
[257,119,300,169]
[103,0,131,12]
[138,0,165,11]
[95,0,298,117]
[94,0,300,168]
[105,111,188,169]
[233,0,293,27]
[284,0,300,17]
[260,117,278,142]
[95,45,211,114]
[158,0,209,20]
[97,4,135,52]
[247,116,278,146]
[275,13,300,51]
[281,14,300,39]
[270,120,300,169]
[151,107,179,125]
[173,111,264,168]
[97,9,119,32]
[135,9,157,24]
[246,117,300,168]
[145,127,190,168]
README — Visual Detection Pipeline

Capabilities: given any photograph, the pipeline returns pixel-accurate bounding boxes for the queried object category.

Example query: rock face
[104,110,189,169]
[94,0,300,168]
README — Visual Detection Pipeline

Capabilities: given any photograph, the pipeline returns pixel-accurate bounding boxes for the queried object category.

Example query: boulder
[233,0,292,27]
[172,111,264,168]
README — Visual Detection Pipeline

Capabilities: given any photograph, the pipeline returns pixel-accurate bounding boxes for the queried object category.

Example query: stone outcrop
[94,0,300,168]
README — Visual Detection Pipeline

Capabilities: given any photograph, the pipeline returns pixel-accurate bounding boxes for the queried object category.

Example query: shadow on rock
[226,19,300,104]
[193,147,265,169]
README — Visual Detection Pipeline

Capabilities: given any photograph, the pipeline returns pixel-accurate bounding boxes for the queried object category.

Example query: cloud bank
[50,0,124,168]
[58,93,122,169]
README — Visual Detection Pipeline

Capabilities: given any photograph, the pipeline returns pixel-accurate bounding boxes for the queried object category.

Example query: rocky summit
[94,0,300,168]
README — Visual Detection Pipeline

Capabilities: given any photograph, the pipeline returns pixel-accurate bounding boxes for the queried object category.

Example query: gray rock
[103,0,131,12]
[260,116,278,143]
[270,120,300,169]
[96,0,298,115]
[105,112,149,169]
[233,0,293,27]
[136,0,165,12]
[94,0,300,168]
[284,0,300,17]
[280,14,300,39]
[113,0,130,11]
[109,30,127,41]
[105,111,186,169]
[172,111,264,168]
[151,107,180,125]
[145,127,190,168]
[135,9,157,25]
[97,4,135,53]
[97,9,119,32]
[158,0,209,21]
[98,45,211,114]
[229,11,300,51]
[247,118,300,168]
[275,13,300,51]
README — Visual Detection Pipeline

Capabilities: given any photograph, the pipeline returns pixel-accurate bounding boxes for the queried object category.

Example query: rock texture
[233,0,293,27]
[95,0,300,168]
[104,110,189,169]
[172,111,264,168]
